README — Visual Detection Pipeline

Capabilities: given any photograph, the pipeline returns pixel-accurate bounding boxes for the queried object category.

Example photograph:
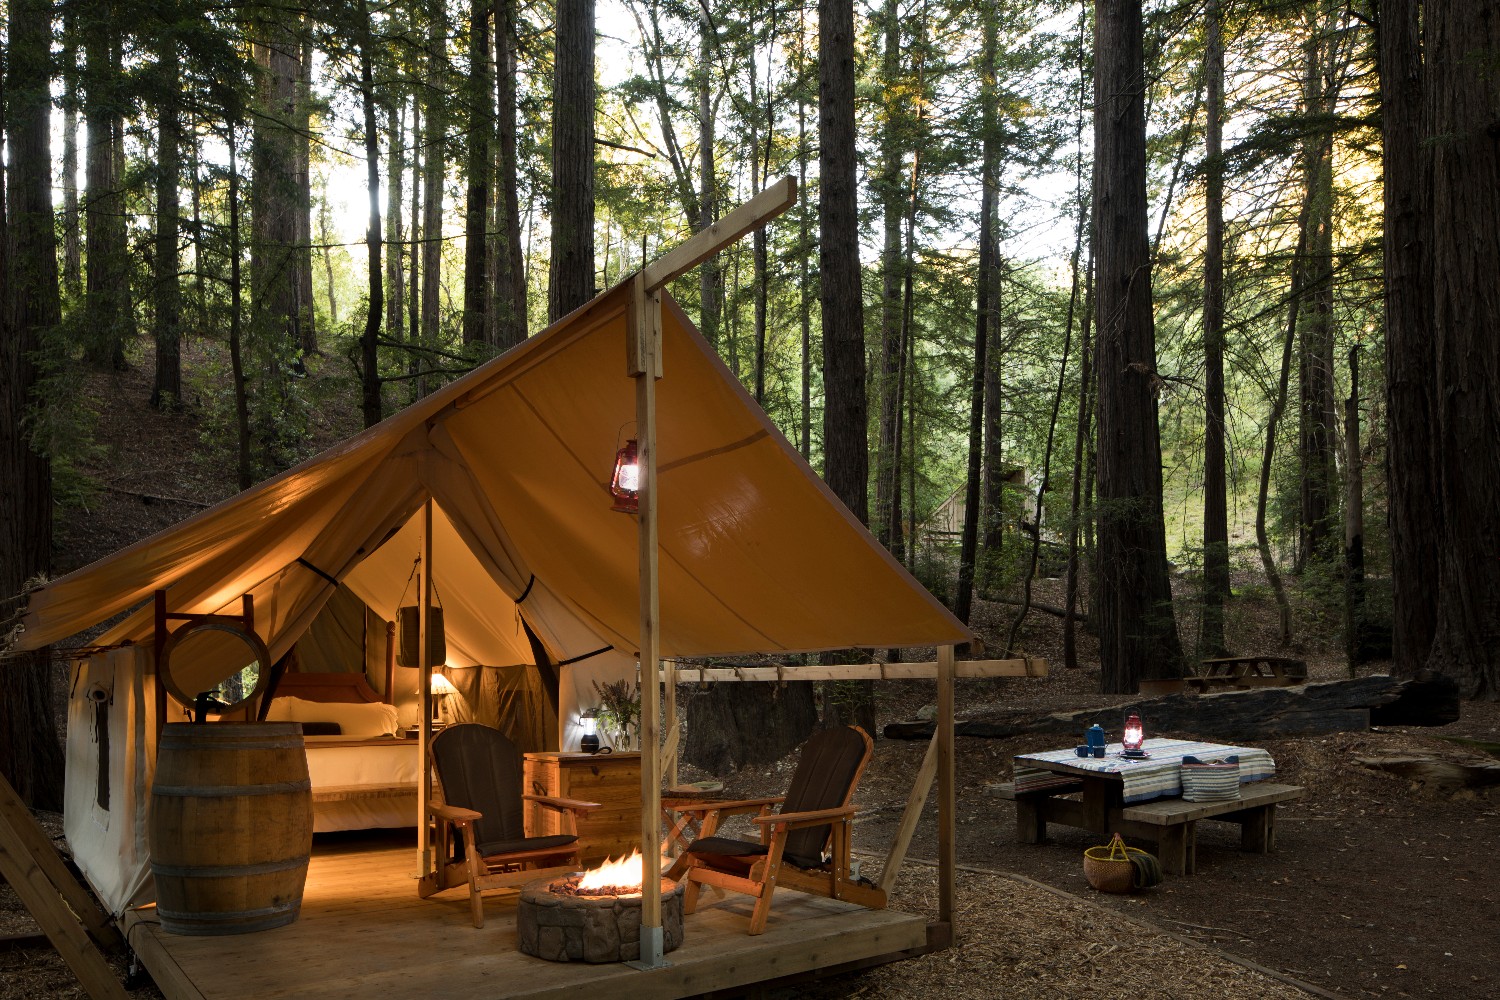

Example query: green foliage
[592,678,642,750]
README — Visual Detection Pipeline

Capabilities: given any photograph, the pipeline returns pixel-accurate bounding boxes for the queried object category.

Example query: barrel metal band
[151,780,312,797]
[158,739,305,752]
[150,857,309,879]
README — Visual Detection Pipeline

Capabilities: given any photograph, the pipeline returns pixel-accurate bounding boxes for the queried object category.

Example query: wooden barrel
[149,722,313,935]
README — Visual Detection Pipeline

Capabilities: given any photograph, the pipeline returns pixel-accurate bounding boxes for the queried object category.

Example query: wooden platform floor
[122,841,928,1000]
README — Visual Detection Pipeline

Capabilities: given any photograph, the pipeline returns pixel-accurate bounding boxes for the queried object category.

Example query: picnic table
[1139,656,1308,695]
[997,737,1304,874]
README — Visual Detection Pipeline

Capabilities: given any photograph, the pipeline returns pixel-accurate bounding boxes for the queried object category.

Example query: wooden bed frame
[272,670,388,706]
[269,671,418,828]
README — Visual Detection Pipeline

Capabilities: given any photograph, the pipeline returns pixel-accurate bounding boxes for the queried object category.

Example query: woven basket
[1083,833,1148,893]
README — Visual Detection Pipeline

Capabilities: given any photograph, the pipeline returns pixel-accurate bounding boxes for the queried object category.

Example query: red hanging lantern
[610,439,640,513]
[1122,711,1146,756]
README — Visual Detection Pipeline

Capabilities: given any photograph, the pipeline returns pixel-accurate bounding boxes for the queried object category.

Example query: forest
[0,0,1497,807]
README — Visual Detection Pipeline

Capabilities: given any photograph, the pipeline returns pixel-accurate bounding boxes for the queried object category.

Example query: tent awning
[12,280,971,672]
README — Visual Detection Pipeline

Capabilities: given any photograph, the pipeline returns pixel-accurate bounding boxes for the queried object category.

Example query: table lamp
[430,670,457,724]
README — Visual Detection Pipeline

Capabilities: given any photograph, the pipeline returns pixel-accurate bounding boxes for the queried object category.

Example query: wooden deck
[121,839,930,999]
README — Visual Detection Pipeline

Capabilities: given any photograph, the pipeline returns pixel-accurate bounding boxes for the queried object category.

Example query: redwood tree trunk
[83,7,131,370]
[1199,0,1229,656]
[1295,17,1339,572]
[494,0,528,347]
[463,0,493,346]
[250,13,303,363]
[152,24,183,410]
[1424,0,1500,699]
[1379,0,1438,676]
[818,0,868,526]
[548,0,596,321]
[421,6,448,344]
[1,0,66,809]
[358,0,384,429]
[1092,0,1184,692]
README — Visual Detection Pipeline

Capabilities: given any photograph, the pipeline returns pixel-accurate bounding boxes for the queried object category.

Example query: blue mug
[1075,745,1091,757]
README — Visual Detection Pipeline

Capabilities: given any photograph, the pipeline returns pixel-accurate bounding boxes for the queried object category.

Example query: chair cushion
[687,835,822,871]
[478,834,578,859]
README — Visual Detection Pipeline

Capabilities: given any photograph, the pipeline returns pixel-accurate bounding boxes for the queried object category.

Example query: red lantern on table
[1122,711,1146,757]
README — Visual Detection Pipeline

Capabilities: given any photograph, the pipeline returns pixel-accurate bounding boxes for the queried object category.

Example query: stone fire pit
[517,874,685,963]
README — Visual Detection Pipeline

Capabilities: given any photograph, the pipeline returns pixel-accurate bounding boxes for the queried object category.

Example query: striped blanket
[1013,738,1276,804]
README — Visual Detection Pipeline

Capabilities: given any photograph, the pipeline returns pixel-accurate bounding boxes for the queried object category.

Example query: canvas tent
[8,270,972,921]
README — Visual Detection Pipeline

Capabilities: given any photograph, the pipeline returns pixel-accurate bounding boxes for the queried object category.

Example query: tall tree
[698,6,722,352]
[357,0,385,428]
[61,9,83,298]
[493,0,528,348]
[548,0,596,321]
[819,0,867,525]
[874,0,905,555]
[962,3,1002,620]
[294,36,317,356]
[1423,0,1500,698]
[152,15,184,410]
[250,10,307,363]
[1295,4,1340,572]
[385,98,407,348]
[463,0,493,346]
[82,4,133,370]
[1,0,66,809]
[1199,0,1229,655]
[421,3,448,345]
[1380,0,1438,675]
[1092,0,1184,692]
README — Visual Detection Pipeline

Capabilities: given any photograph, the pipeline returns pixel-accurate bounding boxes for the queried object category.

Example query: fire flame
[576,850,645,894]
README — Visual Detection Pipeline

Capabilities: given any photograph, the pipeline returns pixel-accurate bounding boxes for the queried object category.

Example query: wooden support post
[936,644,956,929]
[0,775,128,1000]
[630,274,668,969]
[153,591,169,743]
[418,499,434,877]
[879,729,939,895]
[0,775,120,950]
[664,658,678,790]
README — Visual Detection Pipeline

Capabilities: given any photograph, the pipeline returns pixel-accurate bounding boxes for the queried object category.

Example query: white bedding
[304,736,421,832]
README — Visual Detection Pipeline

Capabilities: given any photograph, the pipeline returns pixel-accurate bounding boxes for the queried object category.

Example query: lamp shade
[430,671,458,697]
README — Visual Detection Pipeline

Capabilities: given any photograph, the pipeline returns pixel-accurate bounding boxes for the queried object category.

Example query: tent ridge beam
[670,658,1047,683]
[641,177,797,293]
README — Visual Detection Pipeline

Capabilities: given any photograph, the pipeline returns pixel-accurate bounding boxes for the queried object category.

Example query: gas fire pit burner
[517,873,685,963]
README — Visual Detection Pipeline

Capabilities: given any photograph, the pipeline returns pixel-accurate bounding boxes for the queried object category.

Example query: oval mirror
[158,622,273,717]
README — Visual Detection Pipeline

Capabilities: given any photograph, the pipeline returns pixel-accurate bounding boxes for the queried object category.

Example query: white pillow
[265,696,398,738]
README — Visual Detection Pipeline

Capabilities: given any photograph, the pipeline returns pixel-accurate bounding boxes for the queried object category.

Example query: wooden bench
[994,780,1305,876]
[311,782,418,804]
[992,781,1084,845]
[1118,782,1305,875]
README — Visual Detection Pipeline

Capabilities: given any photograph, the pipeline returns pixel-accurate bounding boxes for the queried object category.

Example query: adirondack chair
[664,726,885,935]
[423,724,600,928]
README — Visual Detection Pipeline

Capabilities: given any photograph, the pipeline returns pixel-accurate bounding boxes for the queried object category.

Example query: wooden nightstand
[522,751,642,864]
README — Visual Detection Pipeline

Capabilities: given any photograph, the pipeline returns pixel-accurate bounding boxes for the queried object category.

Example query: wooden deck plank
[127,842,927,1000]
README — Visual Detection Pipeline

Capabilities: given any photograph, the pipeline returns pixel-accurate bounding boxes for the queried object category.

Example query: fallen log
[1369,670,1461,727]
[1355,754,1500,793]
[884,675,1437,743]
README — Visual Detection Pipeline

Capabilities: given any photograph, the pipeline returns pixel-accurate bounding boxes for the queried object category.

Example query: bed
[265,672,420,832]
